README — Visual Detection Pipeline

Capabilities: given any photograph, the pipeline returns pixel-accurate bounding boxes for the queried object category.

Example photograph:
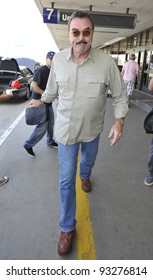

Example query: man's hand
[108,121,123,146]
[27,99,42,108]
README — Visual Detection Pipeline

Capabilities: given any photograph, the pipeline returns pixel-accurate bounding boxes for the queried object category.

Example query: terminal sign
[43,8,137,29]
[43,8,72,24]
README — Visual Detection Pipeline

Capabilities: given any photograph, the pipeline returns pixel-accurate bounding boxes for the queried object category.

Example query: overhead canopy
[34,0,153,50]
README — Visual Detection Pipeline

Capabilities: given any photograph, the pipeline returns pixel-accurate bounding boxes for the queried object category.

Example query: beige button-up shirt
[41,47,129,144]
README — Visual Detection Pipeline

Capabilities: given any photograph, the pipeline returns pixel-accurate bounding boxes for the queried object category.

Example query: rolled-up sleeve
[41,61,58,103]
[108,58,129,118]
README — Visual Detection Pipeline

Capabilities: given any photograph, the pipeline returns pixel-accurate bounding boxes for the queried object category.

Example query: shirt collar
[66,47,94,62]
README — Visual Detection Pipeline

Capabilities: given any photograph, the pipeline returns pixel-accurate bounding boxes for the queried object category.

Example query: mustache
[76,40,87,45]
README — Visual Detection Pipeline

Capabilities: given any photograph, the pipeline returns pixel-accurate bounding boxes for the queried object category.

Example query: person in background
[121,54,139,99]
[27,11,129,255]
[148,77,153,91]
[0,176,9,186]
[144,77,153,186]
[0,91,12,102]
[23,51,58,157]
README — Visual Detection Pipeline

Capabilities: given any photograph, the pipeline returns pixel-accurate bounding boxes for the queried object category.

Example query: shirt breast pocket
[86,78,106,98]
[56,75,69,96]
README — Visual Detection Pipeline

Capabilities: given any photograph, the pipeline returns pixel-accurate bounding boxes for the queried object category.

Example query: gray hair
[68,11,94,31]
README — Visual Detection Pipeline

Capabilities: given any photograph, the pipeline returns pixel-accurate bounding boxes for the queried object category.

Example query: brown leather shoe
[80,178,91,192]
[58,230,76,255]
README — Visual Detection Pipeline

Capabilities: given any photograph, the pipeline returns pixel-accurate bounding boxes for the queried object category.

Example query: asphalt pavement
[0,91,153,260]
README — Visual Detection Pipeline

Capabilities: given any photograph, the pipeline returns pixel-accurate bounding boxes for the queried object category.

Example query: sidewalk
[131,89,153,113]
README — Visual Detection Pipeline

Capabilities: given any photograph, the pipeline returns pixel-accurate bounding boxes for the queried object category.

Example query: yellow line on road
[76,156,97,260]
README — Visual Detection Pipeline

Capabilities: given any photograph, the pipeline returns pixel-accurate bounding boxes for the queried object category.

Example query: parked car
[0,57,34,101]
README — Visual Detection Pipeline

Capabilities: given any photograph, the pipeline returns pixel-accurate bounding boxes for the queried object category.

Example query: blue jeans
[148,137,153,175]
[24,105,54,148]
[58,135,100,232]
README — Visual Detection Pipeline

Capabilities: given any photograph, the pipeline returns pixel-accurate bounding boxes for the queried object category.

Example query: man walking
[27,11,129,254]
[121,54,139,98]
[24,51,58,157]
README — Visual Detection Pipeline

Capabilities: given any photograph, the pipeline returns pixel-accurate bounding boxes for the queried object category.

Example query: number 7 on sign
[46,8,54,20]
[43,8,58,24]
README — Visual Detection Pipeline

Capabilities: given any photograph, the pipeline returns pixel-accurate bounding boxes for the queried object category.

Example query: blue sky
[0,0,59,64]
